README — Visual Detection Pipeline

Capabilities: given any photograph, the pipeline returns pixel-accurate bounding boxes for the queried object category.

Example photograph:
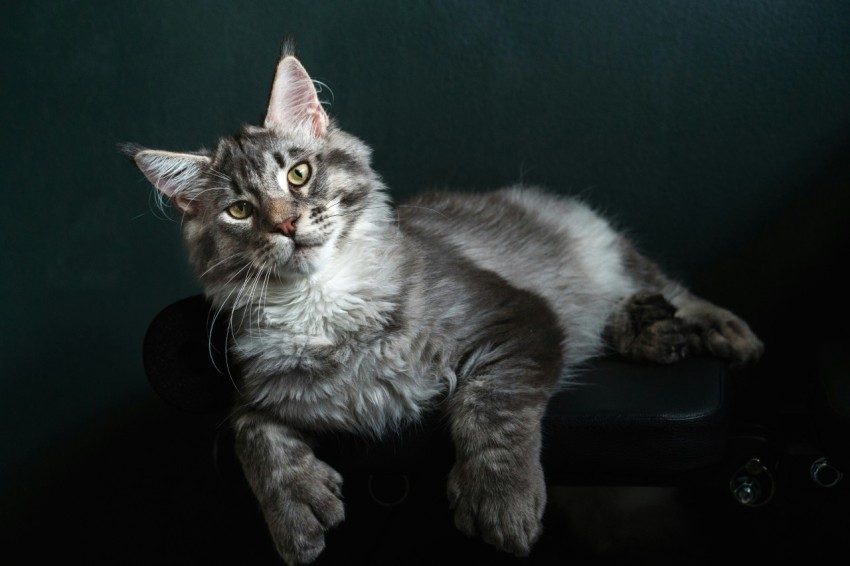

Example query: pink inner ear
[154,175,180,198]
[134,150,209,215]
[265,57,329,137]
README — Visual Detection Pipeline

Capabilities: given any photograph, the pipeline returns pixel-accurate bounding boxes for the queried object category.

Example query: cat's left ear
[264,55,329,138]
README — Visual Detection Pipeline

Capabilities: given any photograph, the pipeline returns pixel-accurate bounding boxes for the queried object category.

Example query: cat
[123,44,763,565]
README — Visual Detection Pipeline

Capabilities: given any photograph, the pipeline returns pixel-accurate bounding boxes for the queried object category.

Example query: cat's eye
[227,201,254,219]
[287,162,311,187]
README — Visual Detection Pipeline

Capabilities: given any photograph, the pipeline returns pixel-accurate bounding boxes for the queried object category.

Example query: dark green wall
[1,0,848,497]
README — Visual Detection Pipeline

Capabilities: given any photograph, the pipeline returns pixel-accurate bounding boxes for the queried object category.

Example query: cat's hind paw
[673,297,764,369]
[699,316,764,368]
[607,292,690,364]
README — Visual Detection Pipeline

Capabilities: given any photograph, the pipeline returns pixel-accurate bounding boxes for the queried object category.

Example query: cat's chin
[274,245,323,278]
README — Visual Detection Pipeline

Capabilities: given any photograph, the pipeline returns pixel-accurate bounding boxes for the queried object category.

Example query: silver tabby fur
[126,46,763,565]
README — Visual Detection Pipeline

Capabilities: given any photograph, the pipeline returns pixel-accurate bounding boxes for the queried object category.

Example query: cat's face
[186,126,374,280]
[127,51,380,282]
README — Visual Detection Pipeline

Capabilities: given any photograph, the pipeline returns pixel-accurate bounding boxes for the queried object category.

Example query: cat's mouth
[268,235,325,272]
[291,235,325,251]
[273,234,319,253]
[293,241,320,252]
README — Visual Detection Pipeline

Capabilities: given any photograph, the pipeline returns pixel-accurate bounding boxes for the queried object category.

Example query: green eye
[287,162,311,187]
[227,201,253,219]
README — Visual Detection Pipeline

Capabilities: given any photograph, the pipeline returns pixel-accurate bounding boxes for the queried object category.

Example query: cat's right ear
[121,144,210,215]
[264,54,329,137]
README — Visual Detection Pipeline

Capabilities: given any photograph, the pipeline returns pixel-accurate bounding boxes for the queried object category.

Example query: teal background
[1,0,849,543]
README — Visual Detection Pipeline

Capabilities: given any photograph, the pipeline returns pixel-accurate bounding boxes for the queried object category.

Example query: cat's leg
[447,373,554,556]
[603,291,690,364]
[232,410,344,565]
[604,289,763,367]
[445,292,563,556]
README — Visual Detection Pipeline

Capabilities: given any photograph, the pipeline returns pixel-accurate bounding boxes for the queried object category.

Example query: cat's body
[231,183,666,436]
[126,47,762,565]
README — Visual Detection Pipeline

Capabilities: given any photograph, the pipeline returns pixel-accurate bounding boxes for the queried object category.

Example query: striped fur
[125,50,762,564]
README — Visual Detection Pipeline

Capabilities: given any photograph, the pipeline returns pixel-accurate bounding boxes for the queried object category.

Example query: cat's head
[124,49,388,285]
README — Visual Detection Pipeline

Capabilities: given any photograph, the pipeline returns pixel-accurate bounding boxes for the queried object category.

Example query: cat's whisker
[147,188,174,222]
[311,79,335,107]
[199,252,244,278]
[212,263,251,303]
[252,265,272,333]
[206,273,253,393]
[231,264,261,335]
[243,262,270,331]
[260,265,273,331]
[208,261,254,331]
[244,261,268,333]
[319,205,385,222]
[318,202,382,218]
[186,186,231,207]
[216,266,256,340]
[323,195,344,211]
[242,284,257,334]
[151,185,231,226]
[209,167,233,183]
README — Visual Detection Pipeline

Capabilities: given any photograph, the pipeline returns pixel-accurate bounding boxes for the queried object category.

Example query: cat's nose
[276,217,297,237]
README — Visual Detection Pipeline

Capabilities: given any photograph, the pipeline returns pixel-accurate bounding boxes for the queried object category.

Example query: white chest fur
[228,243,446,436]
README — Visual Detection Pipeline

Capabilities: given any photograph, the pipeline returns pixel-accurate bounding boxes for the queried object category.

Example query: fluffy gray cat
[124,46,762,564]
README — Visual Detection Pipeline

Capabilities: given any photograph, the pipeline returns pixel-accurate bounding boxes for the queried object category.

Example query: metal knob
[733,479,762,506]
[729,457,774,507]
[811,457,843,488]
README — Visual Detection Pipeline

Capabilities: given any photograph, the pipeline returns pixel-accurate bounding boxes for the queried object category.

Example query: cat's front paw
[265,459,344,565]
[447,462,546,556]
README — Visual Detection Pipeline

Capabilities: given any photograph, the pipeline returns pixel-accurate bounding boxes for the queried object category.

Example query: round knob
[729,457,774,507]
[733,479,762,506]
[811,457,843,488]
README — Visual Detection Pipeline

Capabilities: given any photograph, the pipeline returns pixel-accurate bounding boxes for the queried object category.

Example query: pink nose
[277,217,297,237]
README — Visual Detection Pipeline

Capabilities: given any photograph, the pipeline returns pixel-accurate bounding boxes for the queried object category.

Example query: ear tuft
[118,142,146,161]
[279,37,297,59]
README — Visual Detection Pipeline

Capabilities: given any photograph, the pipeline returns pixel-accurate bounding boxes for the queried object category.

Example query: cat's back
[398,186,641,364]
[398,186,623,269]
